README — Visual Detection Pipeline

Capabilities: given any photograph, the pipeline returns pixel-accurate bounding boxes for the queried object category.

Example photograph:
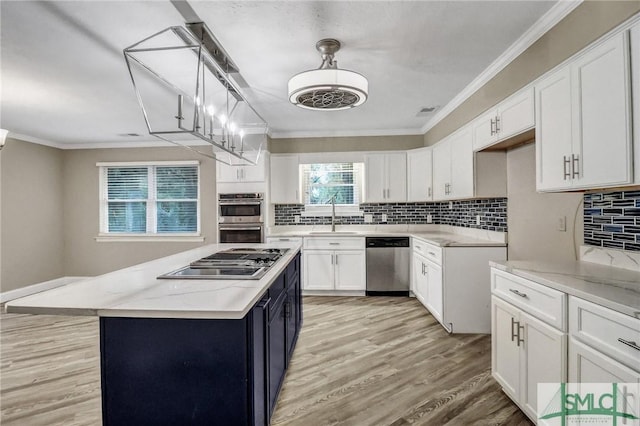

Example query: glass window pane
[156,166,198,199]
[107,168,148,200]
[157,201,197,233]
[108,202,146,232]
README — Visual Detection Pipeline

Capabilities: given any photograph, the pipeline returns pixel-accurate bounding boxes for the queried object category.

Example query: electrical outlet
[426,214,433,224]
[557,216,566,232]
[364,214,373,223]
[294,215,300,224]
[381,213,388,222]
[476,215,481,226]
[449,201,453,209]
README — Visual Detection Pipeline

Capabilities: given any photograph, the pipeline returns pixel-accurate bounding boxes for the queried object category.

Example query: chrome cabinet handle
[279,238,291,241]
[618,338,640,351]
[509,289,527,298]
[511,317,518,342]
[490,118,496,136]
[517,324,525,347]
[428,187,432,197]
[428,251,436,257]
[329,242,340,246]
[572,154,580,179]
[495,116,501,134]
[330,254,334,265]
[335,254,338,265]
[421,262,425,275]
[415,245,422,250]
[563,156,571,180]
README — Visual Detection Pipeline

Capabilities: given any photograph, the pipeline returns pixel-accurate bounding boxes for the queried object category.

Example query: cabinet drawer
[303,237,365,250]
[492,269,566,330]
[569,296,640,372]
[412,239,442,265]
[266,237,303,244]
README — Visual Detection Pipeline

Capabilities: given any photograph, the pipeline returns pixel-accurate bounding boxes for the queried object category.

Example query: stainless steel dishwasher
[365,237,410,296]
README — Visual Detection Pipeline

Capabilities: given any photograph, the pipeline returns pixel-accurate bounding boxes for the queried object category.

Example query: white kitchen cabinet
[569,337,640,384]
[270,154,300,204]
[536,31,633,191]
[407,148,433,201]
[632,23,640,183]
[303,237,365,292]
[432,141,451,200]
[217,153,266,183]
[491,295,567,421]
[472,88,535,151]
[413,239,506,333]
[432,127,474,200]
[364,152,407,202]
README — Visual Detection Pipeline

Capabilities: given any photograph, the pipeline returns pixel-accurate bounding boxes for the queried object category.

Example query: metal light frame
[123,24,268,165]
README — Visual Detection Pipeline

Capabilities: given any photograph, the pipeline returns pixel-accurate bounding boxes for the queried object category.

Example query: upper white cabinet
[536,32,633,191]
[472,88,535,151]
[217,153,266,183]
[432,127,474,200]
[364,152,407,202]
[407,147,433,202]
[270,154,300,204]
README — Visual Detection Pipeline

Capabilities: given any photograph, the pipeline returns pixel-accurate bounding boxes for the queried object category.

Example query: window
[301,162,363,210]
[98,161,200,236]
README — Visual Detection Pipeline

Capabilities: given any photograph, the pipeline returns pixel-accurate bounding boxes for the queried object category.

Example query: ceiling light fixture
[123,23,268,165]
[288,39,368,111]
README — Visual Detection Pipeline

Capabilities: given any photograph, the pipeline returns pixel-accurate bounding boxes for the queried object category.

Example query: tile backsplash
[274,198,508,232]
[583,190,640,251]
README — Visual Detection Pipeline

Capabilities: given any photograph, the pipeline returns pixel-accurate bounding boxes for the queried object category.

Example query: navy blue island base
[99,253,301,426]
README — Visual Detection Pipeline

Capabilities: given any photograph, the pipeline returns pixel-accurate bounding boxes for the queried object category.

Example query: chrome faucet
[330,193,337,232]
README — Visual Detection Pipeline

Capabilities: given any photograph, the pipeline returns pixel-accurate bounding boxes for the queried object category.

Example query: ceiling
[0,1,563,147]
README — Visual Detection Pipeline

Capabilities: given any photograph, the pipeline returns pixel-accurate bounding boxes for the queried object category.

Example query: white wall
[506,143,583,262]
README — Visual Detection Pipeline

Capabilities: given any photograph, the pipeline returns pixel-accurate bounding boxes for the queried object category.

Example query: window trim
[97,160,201,239]
[301,162,363,214]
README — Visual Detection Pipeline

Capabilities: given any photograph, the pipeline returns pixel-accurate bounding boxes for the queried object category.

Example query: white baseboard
[301,290,366,297]
[1,276,90,303]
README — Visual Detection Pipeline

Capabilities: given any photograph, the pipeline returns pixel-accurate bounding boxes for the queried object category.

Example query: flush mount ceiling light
[288,39,368,111]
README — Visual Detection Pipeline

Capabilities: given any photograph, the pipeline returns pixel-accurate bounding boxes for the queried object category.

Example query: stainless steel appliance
[365,237,410,296]
[158,247,288,280]
[218,193,264,243]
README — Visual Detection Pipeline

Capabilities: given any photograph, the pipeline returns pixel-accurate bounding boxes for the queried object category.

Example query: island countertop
[5,242,302,320]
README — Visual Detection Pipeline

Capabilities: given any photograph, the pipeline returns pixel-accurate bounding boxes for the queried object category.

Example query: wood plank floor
[1,297,531,425]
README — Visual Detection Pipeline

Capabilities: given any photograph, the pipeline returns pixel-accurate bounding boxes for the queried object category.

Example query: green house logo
[538,383,640,426]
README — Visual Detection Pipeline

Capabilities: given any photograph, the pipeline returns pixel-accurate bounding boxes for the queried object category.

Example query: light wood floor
[1,297,531,425]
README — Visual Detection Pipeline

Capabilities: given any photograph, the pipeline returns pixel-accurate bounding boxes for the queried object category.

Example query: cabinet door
[569,337,640,383]
[432,141,451,200]
[520,312,566,420]
[364,154,387,202]
[302,251,334,290]
[217,162,242,183]
[536,66,573,191]
[449,127,474,199]
[412,253,426,303]
[472,109,498,151]
[385,153,407,202]
[241,153,266,182]
[270,155,299,204]
[424,259,443,323]
[334,250,366,291]
[285,290,297,361]
[407,149,433,202]
[491,296,521,400]
[498,87,535,140]
[572,32,632,189]
[268,298,287,415]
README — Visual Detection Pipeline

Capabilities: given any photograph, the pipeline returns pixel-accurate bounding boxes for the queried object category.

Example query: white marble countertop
[268,225,507,247]
[5,242,302,320]
[490,260,640,318]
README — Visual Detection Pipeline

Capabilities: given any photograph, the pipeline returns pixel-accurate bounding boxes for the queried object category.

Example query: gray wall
[269,135,424,154]
[62,146,218,276]
[1,138,65,292]
[424,1,640,145]
[506,144,583,262]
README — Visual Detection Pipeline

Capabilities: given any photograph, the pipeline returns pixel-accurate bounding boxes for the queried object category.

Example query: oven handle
[219,226,263,231]
[219,201,262,206]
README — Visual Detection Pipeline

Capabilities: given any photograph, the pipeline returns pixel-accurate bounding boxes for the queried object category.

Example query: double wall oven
[218,193,264,243]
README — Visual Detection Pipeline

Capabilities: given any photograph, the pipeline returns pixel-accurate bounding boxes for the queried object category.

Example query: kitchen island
[6,242,302,426]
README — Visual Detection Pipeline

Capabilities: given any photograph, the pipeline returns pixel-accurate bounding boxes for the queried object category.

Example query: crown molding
[269,127,424,139]
[7,132,214,150]
[420,0,583,136]
[8,132,67,149]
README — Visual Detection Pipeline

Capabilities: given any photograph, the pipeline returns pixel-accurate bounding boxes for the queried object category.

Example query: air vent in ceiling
[416,106,439,117]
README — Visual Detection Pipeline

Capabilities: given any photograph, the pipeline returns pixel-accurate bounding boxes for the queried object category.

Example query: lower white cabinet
[303,237,365,291]
[569,337,640,384]
[412,251,443,323]
[491,295,567,421]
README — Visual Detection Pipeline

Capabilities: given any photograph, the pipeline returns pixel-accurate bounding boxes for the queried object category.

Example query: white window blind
[100,162,199,235]
[301,163,363,206]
